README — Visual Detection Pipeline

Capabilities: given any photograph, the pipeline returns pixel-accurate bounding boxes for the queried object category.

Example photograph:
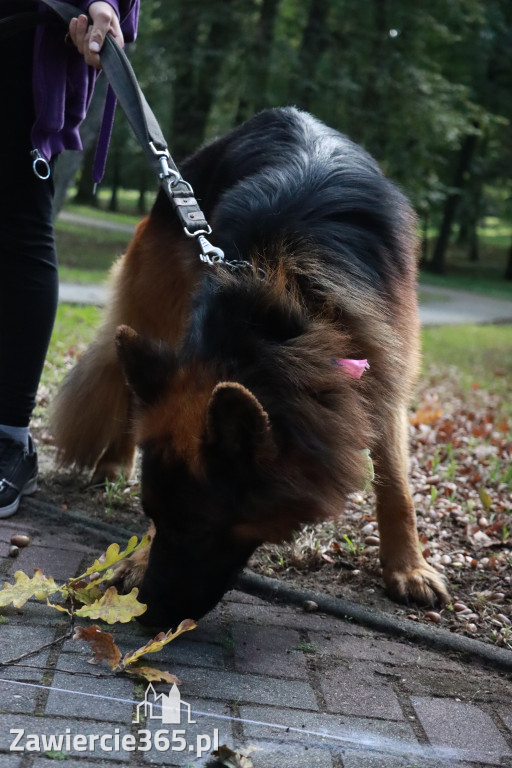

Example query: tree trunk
[505,242,512,281]
[294,0,331,111]
[108,151,121,212]
[419,213,429,267]
[427,132,478,275]
[171,4,241,159]
[235,0,280,122]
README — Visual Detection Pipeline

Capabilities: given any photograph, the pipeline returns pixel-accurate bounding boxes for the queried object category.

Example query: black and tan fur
[52,108,449,626]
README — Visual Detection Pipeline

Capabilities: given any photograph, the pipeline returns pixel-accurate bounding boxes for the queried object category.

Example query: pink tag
[334,358,369,379]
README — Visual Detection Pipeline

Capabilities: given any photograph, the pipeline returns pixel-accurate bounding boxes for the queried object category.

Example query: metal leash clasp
[30,149,51,180]
[149,142,181,185]
[197,234,225,266]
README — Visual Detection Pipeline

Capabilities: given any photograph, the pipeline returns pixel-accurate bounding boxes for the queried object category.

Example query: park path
[58,210,512,324]
[60,281,512,325]
[1,501,511,768]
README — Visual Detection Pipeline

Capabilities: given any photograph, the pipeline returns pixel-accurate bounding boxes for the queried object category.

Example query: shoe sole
[0,477,38,519]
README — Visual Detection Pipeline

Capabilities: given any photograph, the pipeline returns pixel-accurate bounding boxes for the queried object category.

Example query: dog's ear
[205,382,276,467]
[115,325,177,405]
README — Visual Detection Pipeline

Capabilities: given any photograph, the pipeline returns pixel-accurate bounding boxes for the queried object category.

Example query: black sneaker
[0,432,38,518]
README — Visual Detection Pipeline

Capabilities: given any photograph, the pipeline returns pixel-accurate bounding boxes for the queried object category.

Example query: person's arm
[68,0,139,69]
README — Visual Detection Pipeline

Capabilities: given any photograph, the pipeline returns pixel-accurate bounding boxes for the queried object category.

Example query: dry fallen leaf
[73,624,123,668]
[124,666,181,684]
[211,744,256,768]
[122,619,197,666]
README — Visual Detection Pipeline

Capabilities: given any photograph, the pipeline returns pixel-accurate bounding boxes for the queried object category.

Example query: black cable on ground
[237,570,512,674]
[25,497,512,674]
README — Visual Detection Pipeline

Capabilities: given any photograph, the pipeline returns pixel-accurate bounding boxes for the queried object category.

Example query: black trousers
[0,28,58,427]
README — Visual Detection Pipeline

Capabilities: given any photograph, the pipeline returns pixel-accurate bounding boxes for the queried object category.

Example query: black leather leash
[0,0,225,265]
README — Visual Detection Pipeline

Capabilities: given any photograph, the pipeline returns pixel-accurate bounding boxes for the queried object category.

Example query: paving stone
[154,665,319,711]
[309,631,462,671]
[342,752,443,767]
[65,633,226,671]
[224,589,268,606]
[0,682,38,714]
[0,754,22,768]
[232,624,309,679]
[319,661,404,720]
[46,671,135,723]
[0,714,131,761]
[0,519,46,547]
[499,706,512,735]
[249,743,333,767]
[7,545,85,580]
[1,597,69,627]
[239,704,417,762]
[139,697,232,766]
[227,601,362,634]
[412,696,512,765]
[33,760,121,768]
[0,625,56,681]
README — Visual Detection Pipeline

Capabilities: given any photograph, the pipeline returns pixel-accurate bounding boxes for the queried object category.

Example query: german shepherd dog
[52,107,449,627]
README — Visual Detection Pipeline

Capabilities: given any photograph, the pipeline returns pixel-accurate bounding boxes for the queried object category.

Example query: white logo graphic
[133,683,196,725]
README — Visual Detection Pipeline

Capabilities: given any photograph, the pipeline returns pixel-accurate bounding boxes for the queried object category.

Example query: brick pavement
[1,502,511,767]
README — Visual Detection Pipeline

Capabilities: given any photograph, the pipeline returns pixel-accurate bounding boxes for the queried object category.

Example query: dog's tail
[50,313,134,479]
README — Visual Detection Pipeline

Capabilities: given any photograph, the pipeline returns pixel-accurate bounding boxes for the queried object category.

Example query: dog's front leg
[373,406,450,606]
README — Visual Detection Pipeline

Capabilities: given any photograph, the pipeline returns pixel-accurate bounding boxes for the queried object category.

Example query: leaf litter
[250,364,511,649]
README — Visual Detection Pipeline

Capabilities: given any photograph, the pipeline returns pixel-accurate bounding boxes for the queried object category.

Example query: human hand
[68,2,124,69]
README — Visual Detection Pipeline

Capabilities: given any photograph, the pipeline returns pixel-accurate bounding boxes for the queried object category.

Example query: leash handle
[17,0,224,260]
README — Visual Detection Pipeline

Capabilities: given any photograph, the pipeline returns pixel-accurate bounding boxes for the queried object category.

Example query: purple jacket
[32,0,139,181]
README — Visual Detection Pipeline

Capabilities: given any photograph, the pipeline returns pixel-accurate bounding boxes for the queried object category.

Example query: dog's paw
[384,562,450,607]
[107,547,149,594]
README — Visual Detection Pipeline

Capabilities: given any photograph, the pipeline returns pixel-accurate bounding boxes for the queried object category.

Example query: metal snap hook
[30,149,51,180]
[197,234,225,265]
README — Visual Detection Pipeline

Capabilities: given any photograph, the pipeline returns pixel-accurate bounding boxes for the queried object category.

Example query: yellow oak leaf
[124,665,182,684]
[122,619,196,667]
[75,586,147,623]
[0,569,61,609]
[74,536,149,581]
[67,580,107,606]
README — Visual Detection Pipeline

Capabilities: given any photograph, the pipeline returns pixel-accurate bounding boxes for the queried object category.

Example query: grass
[42,304,101,392]
[420,216,512,299]
[64,186,156,222]
[43,304,512,395]
[54,220,130,280]
[422,324,512,391]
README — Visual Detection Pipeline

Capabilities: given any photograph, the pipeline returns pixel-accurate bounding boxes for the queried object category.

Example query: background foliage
[61,0,512,279]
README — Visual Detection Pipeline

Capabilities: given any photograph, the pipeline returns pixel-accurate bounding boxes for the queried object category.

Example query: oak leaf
[75,586,147,623]
[74,536,149,581]
[124,666,182,684]
[212,744,256,768]
[122,619,197,667]
[73,624,123,668]
[0,569,61,609]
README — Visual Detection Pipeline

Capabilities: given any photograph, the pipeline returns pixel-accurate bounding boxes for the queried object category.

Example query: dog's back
[156,107,416,299]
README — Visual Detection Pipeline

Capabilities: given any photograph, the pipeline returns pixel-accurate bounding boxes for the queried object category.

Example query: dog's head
[115,325,282,628]
[115,322,367,629]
